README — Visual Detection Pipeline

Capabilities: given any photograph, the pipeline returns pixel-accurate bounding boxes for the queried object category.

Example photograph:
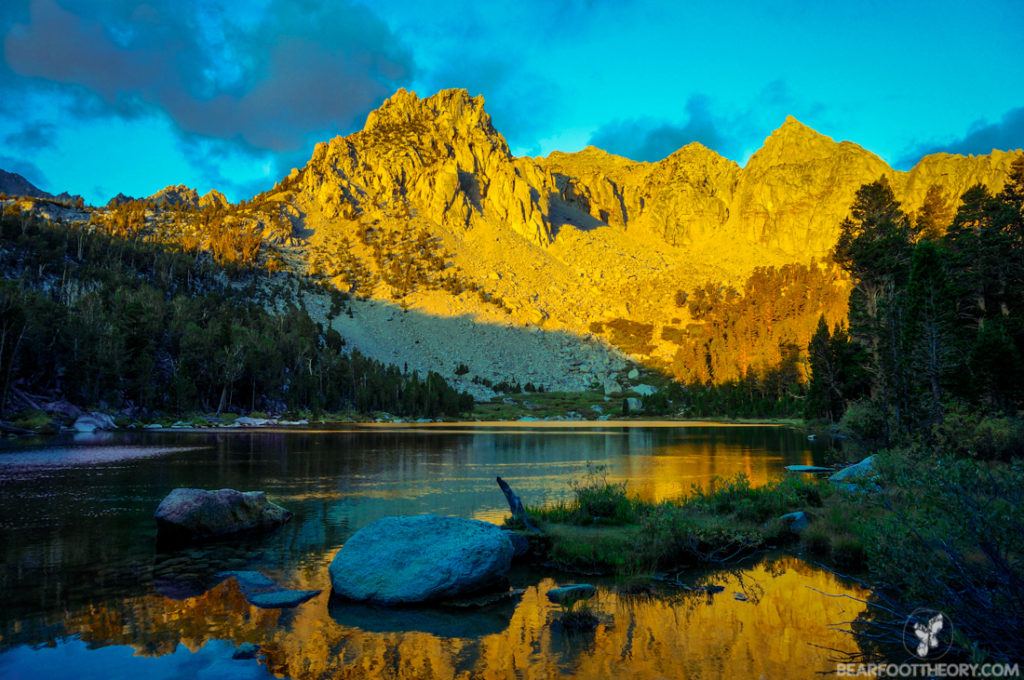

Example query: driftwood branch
[496,476,538,532]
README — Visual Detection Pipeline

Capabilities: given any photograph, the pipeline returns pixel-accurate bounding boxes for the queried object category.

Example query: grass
[10,409,58,432]
[519,464,831,574]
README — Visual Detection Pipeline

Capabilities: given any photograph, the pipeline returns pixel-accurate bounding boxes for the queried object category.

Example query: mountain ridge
[2,88,1021,396]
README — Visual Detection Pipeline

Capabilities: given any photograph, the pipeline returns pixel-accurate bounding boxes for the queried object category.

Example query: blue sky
[1,0,1022,204]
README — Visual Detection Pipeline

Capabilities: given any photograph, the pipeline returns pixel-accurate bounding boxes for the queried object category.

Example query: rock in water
[329,515,514,605]
[546,584,597,605]
[154,488,292,542]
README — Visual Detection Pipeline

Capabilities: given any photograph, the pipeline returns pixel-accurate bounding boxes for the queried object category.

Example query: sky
[0,0,1022,205]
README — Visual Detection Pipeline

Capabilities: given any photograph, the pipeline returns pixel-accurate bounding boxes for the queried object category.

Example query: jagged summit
[149,184,200,209]
[271,90,1022,260]
[364,88,493,134]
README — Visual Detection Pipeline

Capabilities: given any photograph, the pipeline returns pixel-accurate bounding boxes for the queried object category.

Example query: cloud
[3,120,56,150]
[897,106,1024,168]
[589,96,729,161]
[3,0,415,152]
[586,82,826,162]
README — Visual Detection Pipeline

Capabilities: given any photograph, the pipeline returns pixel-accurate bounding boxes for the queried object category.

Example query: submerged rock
[216,570,320,609]
[154,488,292,542]
[329,514,514,605]
[248,589,320,608]
[785,464,832,473]
[546,584,597,605]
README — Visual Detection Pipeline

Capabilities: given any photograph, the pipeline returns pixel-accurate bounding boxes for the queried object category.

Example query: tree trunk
[496,476,538,532]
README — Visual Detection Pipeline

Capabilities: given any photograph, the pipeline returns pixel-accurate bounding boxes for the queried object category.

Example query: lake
[0,422,866,679]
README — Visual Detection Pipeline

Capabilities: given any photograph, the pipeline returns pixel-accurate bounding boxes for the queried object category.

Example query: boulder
[778,510,810,534]
[829,455,879,492]
[632,384,657,396]
[73,412,116,432]
[546,584,597,605]
[602,379,622,396]
[329,515,514,605]
[625,397,643,413]
[154,488,292,542]
[627,368,640,380]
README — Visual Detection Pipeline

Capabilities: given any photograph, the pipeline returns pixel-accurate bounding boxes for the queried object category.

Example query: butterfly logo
[913,613,944,657]
[904,609,952,660]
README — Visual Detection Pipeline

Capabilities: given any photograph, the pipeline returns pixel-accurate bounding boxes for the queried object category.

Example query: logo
[904,608,953,660]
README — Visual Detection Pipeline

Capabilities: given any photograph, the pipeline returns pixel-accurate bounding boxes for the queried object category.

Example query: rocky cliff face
[544,114,1022,259]
[243,88,1022,387]
[281,88,557,246]
[23,89,1010,393]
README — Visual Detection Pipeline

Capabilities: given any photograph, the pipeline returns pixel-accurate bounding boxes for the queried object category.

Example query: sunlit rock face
[543,143,741,245]
[148,184,201,210]
[286,88,557,246]
[138,88,1020,387]
[724,117,893,256]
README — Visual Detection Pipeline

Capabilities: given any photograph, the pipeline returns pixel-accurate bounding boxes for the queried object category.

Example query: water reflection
[0,424,855,678]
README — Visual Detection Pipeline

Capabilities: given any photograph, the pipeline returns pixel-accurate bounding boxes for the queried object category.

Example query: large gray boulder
[829,455,879,492]
[154,488,291,542]
[73,412,116,432]
[329,515,514,605]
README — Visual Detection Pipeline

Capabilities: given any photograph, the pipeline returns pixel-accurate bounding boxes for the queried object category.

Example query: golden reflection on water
[55,554,864,679]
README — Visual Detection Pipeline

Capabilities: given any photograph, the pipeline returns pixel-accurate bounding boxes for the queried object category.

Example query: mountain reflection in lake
[0,423,862,679]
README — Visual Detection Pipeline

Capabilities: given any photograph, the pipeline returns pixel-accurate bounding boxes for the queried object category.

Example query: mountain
[0,169,49,198]
[0,168,84,205]
[6,89,1021,395]
[240,89,1020,385]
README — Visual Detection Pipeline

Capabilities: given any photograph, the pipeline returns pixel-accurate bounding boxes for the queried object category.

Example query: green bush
[839,399,889,447]
[932,405,1024,461]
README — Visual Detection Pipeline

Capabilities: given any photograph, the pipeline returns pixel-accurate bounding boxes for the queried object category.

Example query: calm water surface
[0,423,865,679]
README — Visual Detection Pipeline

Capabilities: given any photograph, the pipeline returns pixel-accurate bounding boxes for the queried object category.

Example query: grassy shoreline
[508,453,1023,664]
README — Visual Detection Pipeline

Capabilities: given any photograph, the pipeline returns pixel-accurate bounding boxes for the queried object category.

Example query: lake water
[0,423,866,679]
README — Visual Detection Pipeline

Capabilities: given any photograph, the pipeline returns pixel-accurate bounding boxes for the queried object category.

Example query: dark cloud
[897,106,1024,168]
[589,96,732,161]
[587,82,826,162]
[3,0,415,152]
[4,120,56,149]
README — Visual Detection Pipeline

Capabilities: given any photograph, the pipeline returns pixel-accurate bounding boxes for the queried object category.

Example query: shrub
[839,399,889,447]
[568,464,636,525]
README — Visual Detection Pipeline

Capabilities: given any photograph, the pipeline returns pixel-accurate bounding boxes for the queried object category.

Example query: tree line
[0,208,473,418]
[806,158,1024,450]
